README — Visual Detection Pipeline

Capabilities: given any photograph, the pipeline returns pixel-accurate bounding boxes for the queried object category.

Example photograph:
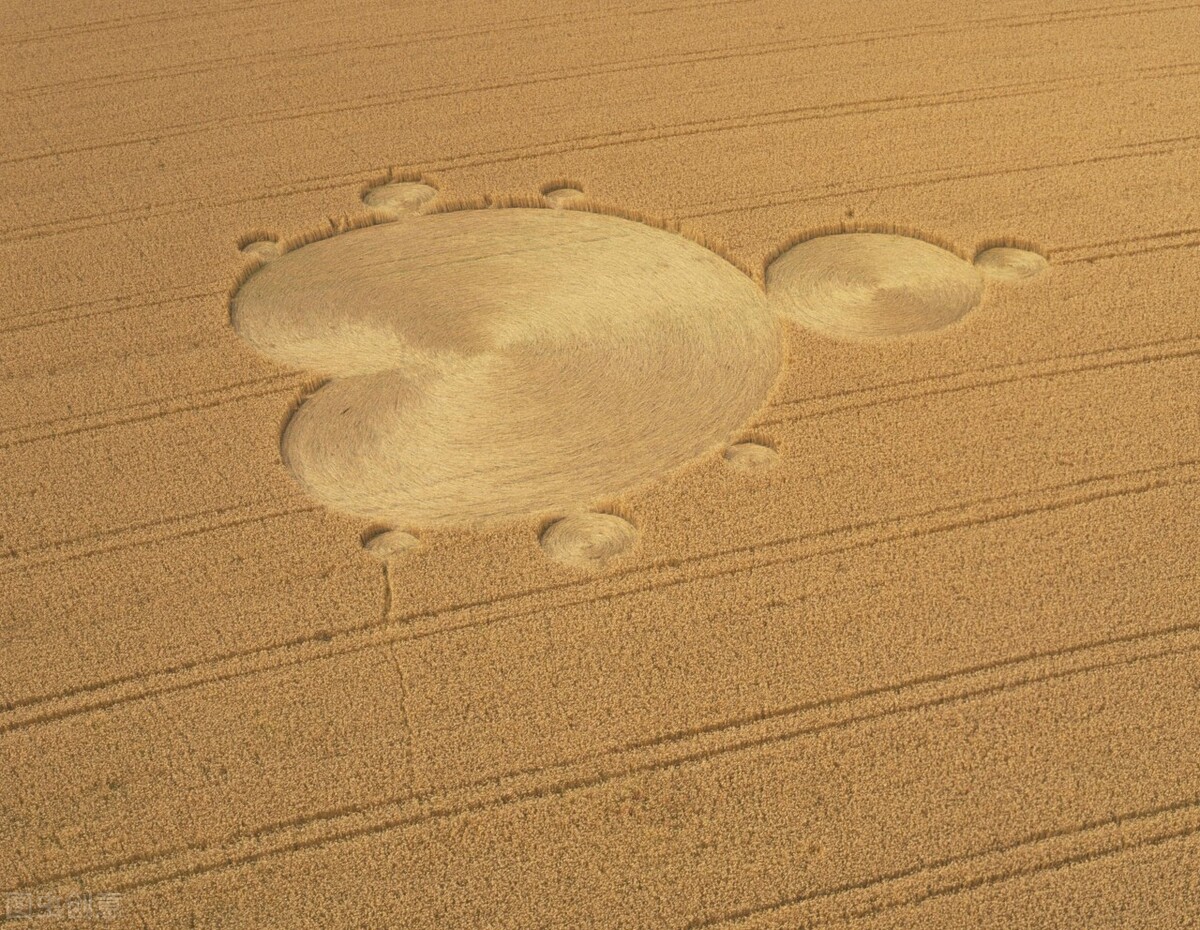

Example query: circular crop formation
[231,180,1047,567]
[543,185,585,207]
[539,513,637,567]
[233,206,781,531]
[724,441,779,470]
[767,233,985,339]
[973,246,1049,280]
[363,181,438,216]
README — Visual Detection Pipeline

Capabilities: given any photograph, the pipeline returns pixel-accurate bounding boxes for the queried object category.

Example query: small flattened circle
[544,186,585,208]
[363,529,420,558]
[724,441,779,470]
[241,239,280,261]
[974,246,1048,281]
[539,513,636,568]
[766,233,983,339]
[363,181,438,215]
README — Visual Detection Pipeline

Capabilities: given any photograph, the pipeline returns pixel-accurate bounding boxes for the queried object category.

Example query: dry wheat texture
[1,0,1199,927]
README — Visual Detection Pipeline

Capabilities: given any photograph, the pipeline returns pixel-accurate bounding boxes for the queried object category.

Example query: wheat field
[1,0,1199,926]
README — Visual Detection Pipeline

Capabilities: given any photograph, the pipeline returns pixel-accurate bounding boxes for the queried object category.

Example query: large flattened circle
[766,233,984,339]
[236,208,781,526]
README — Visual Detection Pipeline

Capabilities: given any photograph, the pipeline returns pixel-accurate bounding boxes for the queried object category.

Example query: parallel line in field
[412,60,1200,175]
[679,135,1200,217]
[0,175,371,245]
[1,54,1193,207]
[688,798,1200,928]
[1052,224,1200,253]
[15,621,1200,898]
[1,461,1192,736]
[1056,237,1200,264]
[769,333,1200,409]
[4,63,1196,250]
[0,287,221,335]
[0,0,300,46]
[0,372,307,450]
[762,338,1200,425]
[3,0,1185,105]
[0,499,318,579]
[2,0,766,95]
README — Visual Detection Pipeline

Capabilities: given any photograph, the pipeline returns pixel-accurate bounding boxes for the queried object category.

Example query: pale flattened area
[235,208,779,524]
[766,233,984,338]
